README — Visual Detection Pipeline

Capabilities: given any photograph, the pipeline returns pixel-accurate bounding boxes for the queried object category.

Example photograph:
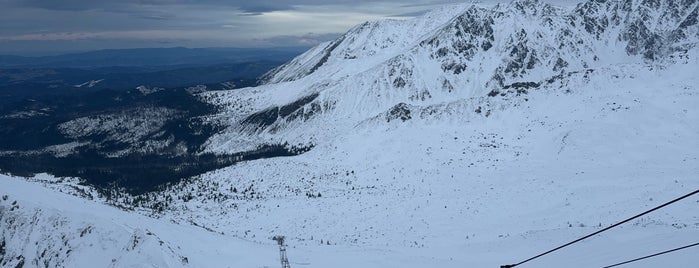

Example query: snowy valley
[2,0,699,267]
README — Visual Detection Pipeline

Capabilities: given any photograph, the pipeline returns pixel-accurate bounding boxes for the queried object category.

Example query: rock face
[264,0,698,84]
[206,0,699,155]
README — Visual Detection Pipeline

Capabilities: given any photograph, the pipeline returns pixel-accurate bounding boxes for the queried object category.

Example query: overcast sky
[0,0,580,56]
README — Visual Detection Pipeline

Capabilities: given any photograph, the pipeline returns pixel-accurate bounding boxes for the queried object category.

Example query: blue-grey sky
[0,0,579,56]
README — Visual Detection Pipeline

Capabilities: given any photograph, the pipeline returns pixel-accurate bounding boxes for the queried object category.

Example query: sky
[0,0,580,56]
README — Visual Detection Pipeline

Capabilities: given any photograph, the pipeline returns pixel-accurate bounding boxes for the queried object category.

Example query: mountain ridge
[0,47,308,69]
[204,0,698,156]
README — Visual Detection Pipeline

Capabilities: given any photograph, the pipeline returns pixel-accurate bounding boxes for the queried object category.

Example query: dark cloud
[3,0,581,55]
[2,0,116,11]
[237,3,294,13]
[391,10,430,17]
[2,0,466,13]
[2,0,296,13]
[128,10,177,21]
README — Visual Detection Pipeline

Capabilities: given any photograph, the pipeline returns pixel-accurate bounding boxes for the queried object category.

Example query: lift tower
[273,235,291,268]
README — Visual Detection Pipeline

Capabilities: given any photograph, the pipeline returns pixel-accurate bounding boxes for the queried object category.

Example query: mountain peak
[225,0,699,154]
[504,0,553,15]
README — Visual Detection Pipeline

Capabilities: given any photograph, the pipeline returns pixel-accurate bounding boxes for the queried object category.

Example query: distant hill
[0,47,309,68]
[0,47,307,104]
[0,62,281,103]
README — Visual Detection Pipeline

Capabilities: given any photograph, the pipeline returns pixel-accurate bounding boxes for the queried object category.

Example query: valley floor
[2,170,698,268]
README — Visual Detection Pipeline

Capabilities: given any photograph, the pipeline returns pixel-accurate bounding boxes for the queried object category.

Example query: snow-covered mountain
[206,0,698,154]
[2,0,699,267]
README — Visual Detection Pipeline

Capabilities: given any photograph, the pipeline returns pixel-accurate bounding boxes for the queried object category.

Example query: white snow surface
[157,57,699,267]
[0,174,280,268]
[74,79,104,88]
[203,0,699,154]
[3,0,699,267]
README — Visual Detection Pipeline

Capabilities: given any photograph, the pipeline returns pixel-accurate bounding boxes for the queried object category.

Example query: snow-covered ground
[153,57,699,267]
[2,0,699,267]
[5,55,696,268]
[1,174,281,268]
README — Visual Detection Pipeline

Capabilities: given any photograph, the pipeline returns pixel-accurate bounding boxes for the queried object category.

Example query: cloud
[260,33,341,46]
[236,2,295,13]
[0,0,463,55]
[0,30,201,41]
[391,10,431,17]
[0,0,583,55]
[2,0,115,11]
[2,0,470,13]
[130,10,176,21]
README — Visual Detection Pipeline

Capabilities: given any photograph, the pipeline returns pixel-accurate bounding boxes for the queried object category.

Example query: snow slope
[202,0,699,154]
[166,0,699,266]
[0,174,285,268]
[3,0,699,267]
[146,53,699,267]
